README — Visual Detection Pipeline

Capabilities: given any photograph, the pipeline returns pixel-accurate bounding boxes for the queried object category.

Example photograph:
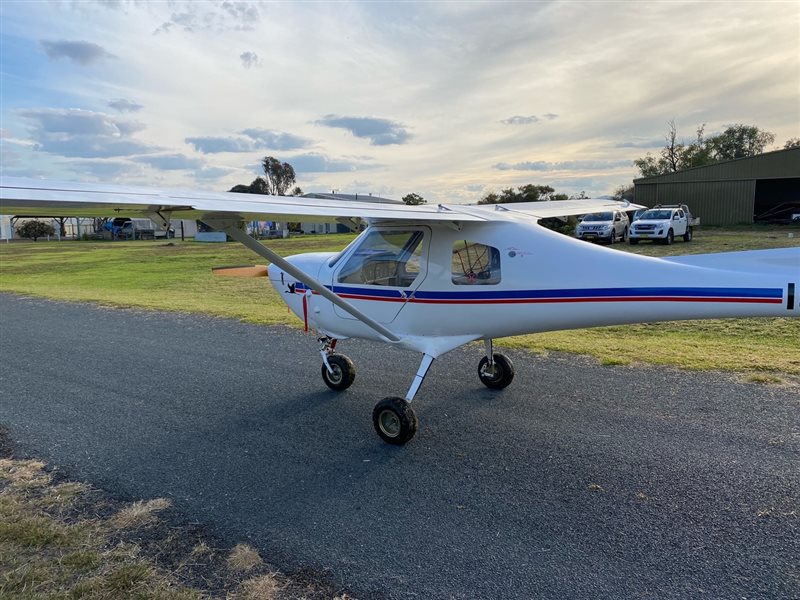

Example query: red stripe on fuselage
[331,293,781,305]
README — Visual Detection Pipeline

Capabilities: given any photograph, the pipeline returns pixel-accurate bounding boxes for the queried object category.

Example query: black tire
[321,354,356,391]
[373,397,417,445]
[664,229,674,245]
[607,230,615,245]
[683,227,693,242]
[621,227,628,242]
[478,353,515,389]
[629,238,639,245]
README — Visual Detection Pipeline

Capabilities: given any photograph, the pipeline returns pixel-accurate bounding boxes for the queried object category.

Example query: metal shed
[633,147,799,225]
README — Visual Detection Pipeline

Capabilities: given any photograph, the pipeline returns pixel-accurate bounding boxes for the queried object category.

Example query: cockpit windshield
[337,229,425,287]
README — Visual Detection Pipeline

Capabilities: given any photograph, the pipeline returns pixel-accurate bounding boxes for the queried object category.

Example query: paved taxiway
[1,294,798,599]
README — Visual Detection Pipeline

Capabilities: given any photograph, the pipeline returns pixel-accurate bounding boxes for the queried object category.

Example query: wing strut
[210,219,402,343]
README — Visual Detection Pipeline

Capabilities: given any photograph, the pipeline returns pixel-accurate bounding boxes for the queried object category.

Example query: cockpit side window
[337,230,424,287]
[452,240,501,285]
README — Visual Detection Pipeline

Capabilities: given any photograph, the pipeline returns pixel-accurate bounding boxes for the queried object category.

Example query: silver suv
[575,210,629,244]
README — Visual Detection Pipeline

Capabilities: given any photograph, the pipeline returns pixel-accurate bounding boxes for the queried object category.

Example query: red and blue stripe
[291,284,783,305]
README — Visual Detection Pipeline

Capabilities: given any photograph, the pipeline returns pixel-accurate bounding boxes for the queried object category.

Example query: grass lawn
[1,226,798,377]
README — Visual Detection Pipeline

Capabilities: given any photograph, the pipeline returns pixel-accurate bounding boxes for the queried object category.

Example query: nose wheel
[321,353,356,391]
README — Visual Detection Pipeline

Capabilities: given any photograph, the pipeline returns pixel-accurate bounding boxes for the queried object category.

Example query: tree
[402,193,426,205]
[17,220,55,241]
[633,121,710,177]
[783,137,800,149]
[634,121,774,177]
[53,217,68,237]
[248,176,269,194]
[612,184,635,202]
[478,184,558,204]
[706,124,775,161]
[261,156,296,196]
[290,186,304,196]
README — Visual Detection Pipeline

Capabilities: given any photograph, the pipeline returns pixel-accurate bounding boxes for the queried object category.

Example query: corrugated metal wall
[635,181,754,225]
[632,147,799,225]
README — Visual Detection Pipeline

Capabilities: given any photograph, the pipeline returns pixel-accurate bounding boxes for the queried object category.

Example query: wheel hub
[328,365,342,383]
[480,363,500,380]
[378,410,401,437]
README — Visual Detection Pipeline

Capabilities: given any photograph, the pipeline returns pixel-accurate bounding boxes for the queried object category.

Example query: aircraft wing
[481,198,646,219]
[0,177,641,223]
[0,177,487,223]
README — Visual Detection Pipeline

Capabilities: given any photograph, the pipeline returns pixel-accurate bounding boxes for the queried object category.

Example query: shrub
[16,221,55,241]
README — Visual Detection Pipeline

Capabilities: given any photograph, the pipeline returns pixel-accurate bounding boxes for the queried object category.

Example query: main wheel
[478,353,515,389]
[373,397,417,445]
[621,227,628,242]
[664,229,674,245]
[607,230,615,245]
[321,354,356,391]
[683,227,693,242]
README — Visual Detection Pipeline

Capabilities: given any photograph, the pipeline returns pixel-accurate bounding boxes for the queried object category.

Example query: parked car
[575,210,629,244]
[107,217,174,240]
[629,206,695,245]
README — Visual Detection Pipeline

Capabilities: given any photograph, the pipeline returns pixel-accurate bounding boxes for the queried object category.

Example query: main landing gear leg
[478,339,515,389]
[373,354,434,445]
[319,336,356,391]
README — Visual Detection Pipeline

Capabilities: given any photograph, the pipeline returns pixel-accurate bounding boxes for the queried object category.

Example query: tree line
[633,121,799,178]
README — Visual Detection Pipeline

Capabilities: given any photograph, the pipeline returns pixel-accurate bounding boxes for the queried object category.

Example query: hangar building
[633,146,799,225]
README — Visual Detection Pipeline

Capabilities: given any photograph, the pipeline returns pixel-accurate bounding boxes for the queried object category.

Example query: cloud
[290,153,376,173]
[240,128,311,150]
[40,40,115,65]
[194,166,236,180]
[186,128,311,153]
[69,160,141,178]
[19,108,158,158]
[132,153,205,170]
[493,159,632,171]
[185,136,257,153]
[240,51,261,69]
[20,108,144,136]
[108,99,143,113]
[501,114,559,125]
[615,138,663,149]
[502,116,539,125]
[222,2,260,26]
[155,2,260,34]
[316,115,411,146]
[0,129,35,147]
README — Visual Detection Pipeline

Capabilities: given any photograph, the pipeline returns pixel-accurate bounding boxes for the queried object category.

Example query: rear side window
[337,230,424,287]
[452,241,501,285]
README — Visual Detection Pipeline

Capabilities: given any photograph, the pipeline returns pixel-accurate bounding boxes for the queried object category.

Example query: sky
[1,1,798,203]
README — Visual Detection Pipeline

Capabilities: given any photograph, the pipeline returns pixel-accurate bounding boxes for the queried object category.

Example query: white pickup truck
[629,204,699,245]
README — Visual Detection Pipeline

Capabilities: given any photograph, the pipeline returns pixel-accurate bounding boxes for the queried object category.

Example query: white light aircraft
[2,177,798,444]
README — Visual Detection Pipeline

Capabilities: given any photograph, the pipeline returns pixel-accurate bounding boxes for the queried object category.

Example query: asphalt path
[1,293,798,599]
